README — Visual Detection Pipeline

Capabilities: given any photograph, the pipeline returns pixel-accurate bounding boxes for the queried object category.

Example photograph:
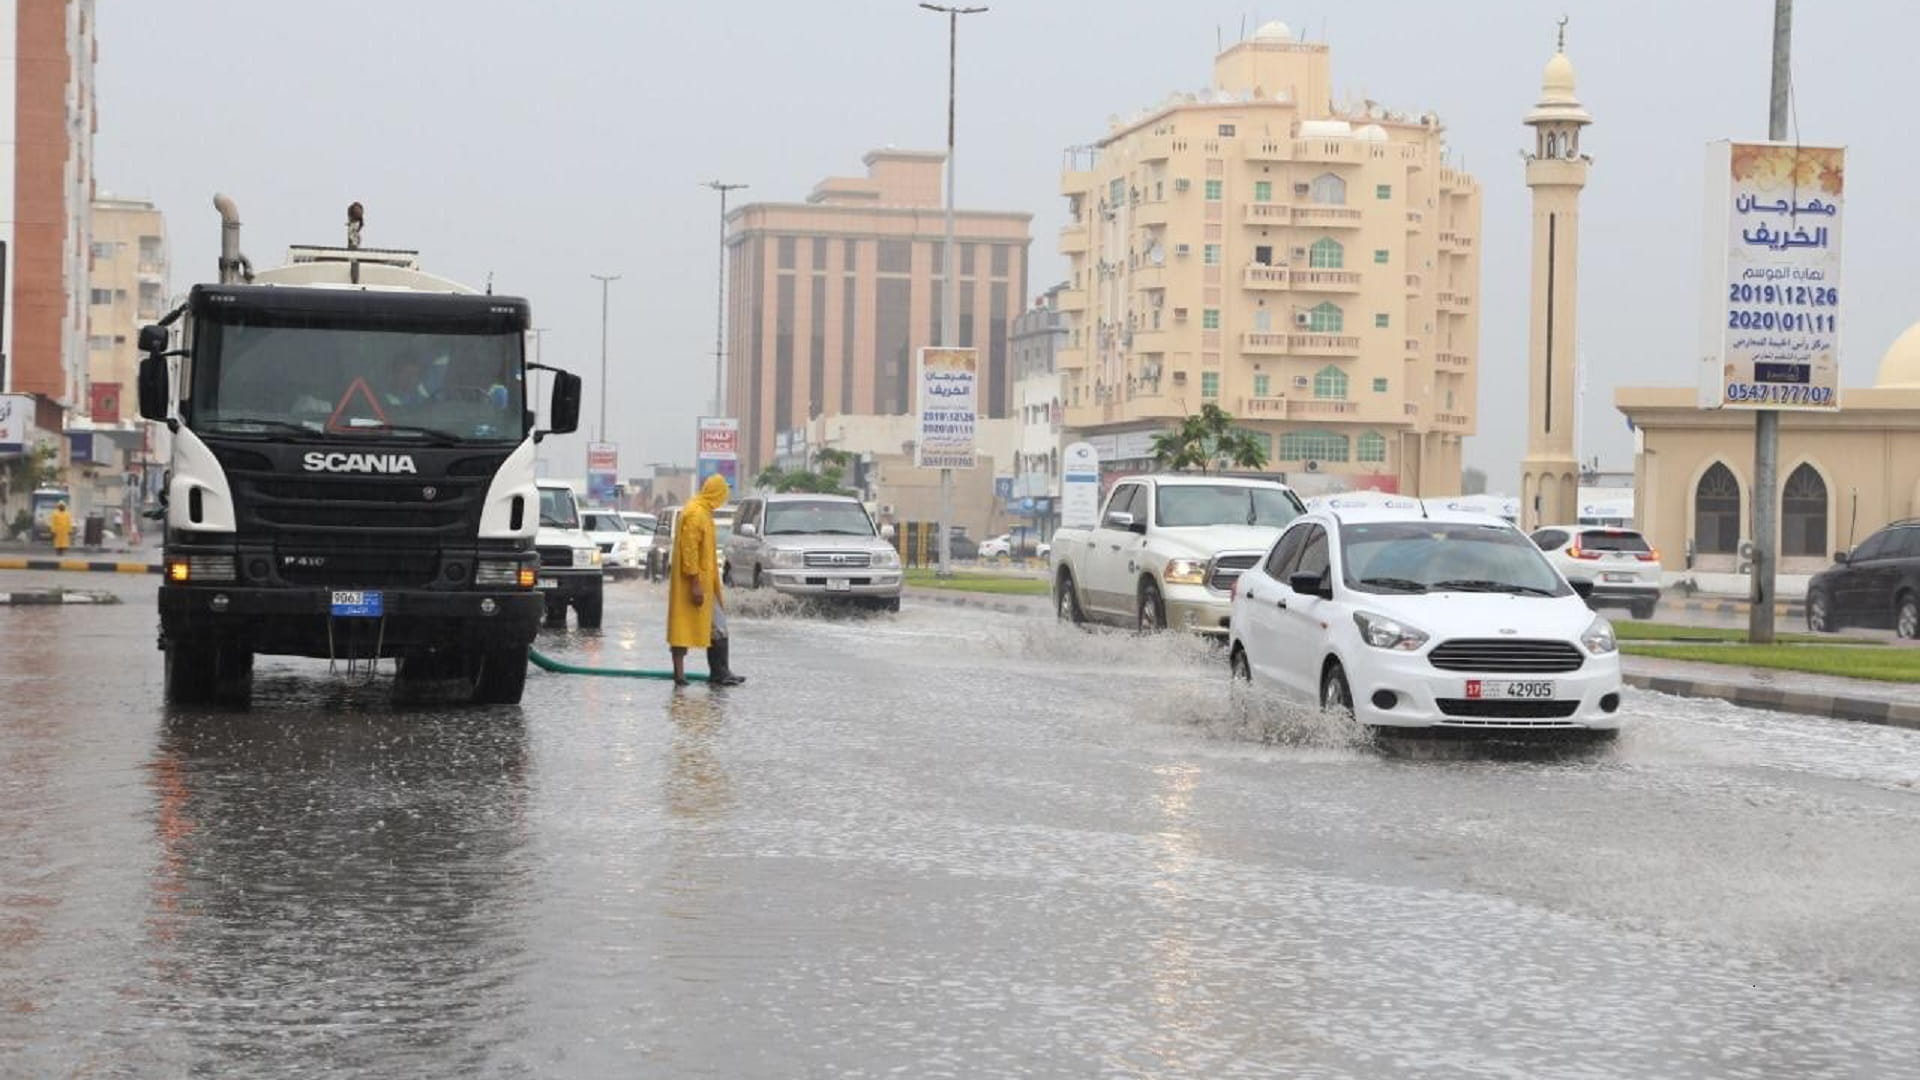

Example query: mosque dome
[1252,20,1293,43]
[1875,321,1920,388]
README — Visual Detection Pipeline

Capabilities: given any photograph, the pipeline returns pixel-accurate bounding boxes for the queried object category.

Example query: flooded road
[3,574,1918,1078]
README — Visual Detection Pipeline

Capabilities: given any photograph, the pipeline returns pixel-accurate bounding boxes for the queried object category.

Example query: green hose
[528,647,708,682]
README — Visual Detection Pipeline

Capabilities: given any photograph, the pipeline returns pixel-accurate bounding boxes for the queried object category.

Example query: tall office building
[1057,21,1480,493]
[724,149,1031,472]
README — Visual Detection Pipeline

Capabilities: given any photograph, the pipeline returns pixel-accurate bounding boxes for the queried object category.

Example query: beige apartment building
[725,149,1031,472]
[1057,21,1481,493]
[86,194,167,420]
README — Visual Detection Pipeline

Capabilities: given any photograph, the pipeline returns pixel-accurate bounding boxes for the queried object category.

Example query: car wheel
[752,565,764,590]
[1055,572,1084,626]
[1230,645,1252,682]
[1137,581,1166,633]
[1806,588,1835,633]
[1630,600,1656,620]
[1899,593,1919,640]
[1320,662,1354,719]
[574,589,604,630]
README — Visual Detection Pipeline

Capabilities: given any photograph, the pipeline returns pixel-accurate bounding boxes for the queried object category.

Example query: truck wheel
[575,588,604,630]
[211,645,254,708]
[472,644,529,705]
[1137,581,1166,633]
[1055,572,1084,626]
[164,641,217,705]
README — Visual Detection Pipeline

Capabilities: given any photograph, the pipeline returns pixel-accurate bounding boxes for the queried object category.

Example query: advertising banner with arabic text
[915,347,977,470]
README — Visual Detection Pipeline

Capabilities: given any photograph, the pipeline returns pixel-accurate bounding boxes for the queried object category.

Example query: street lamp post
[1749,0,1791,645]
[705,181,748,418]
[920,2,987,578]
[590,274,620,444]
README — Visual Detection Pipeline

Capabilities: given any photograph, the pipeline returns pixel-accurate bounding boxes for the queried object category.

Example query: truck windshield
[764,501,875,536]
[190,321,526,443]
[1155,485,1304,528]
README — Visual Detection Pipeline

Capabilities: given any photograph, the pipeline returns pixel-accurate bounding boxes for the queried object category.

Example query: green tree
[1151,404,1268,473]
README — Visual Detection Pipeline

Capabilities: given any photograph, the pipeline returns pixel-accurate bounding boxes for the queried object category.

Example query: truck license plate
[537,577,559,590]
[826,578,852,592]
[330,590,383,617]
[1465,679,1555,700]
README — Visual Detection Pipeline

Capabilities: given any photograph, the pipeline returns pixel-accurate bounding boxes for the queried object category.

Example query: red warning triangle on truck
[325,377,391,434]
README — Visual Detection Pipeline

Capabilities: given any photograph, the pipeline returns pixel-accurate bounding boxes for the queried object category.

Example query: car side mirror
[137,352,170,422]
[1568,576,1596,600]
[1289,570,1331,599]
[1833,550,1850,564]
[738,522,757,537]
[546,371,582,435]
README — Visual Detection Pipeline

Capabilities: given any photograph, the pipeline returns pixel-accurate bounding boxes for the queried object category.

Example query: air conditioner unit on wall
[1293,375,1310,388]
[1174,243,1192,256]
[1294,312,1312,327]
[1304,460,1321,473]
[1173,178,1192,191]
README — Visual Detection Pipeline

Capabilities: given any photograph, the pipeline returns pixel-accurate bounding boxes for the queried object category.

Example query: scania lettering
[137,196,585,706]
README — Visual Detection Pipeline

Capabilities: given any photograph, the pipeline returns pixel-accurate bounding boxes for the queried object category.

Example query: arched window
[1357,431,1387,463]
[1312,365,1348,399]
[1278,430,1350,462]
[1307,302,1344,333]
[1782,463,1828,557]
[1695,462,1741,555]
[1308,173,1346,204]
[1308,237,1344,269]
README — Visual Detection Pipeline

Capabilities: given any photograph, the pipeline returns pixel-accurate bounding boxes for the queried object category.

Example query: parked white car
[1228,498,1624,735]
[978,534,1014,559]
[580,509,645,580]
[1529,524,1662,619]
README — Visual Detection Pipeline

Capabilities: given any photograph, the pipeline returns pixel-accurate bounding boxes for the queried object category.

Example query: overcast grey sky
[94,1,1920,491]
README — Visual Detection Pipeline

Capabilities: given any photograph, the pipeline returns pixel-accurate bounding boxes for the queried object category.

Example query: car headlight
[1164,558,1208,586]
[1353,610,1430,651]
[1581,614,1617,655]
[871,547,900,568]
[573,546,598,568]
[769,548,806,569]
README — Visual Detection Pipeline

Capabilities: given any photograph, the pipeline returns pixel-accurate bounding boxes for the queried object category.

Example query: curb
[0,557,160,575]
[1663,597,1804,619]
[0,588,122,606]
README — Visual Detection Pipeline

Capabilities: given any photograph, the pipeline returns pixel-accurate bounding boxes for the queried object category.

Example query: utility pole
[705,181,748,418]
[1750,0,1791,644]
[921,2,987,577]
[590,274,620,444]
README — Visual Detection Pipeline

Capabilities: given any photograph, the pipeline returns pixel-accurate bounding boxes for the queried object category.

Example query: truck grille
[1428,639,1586,674]
[1207,553,1262,592]
[276,545,440,588]
[804,551,872,569]
[537,546,576,569]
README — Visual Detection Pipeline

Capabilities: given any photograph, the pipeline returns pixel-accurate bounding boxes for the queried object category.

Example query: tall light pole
[527,326,550,461]
[705,180,748,418]
[921,2,987,577]
[590,274,620,443]
[1749,0,1791,645]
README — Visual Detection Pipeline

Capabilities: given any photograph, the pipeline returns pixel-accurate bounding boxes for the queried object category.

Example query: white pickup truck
[1050,474,1305,635]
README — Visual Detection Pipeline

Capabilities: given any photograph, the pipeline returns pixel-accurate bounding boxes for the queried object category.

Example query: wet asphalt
[2,573,1918,1078]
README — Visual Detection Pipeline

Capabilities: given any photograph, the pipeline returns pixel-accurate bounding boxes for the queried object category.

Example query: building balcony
[1125,327,1167,352]
[1438,230,1476,251]
[1291,269,1362,292]
[1244,139,1292,162]
[1242,265,1290,290]
[1240,395,1289,416]
[1436,291,1473,312]
[1290,399,1359,418]
[1134,136,1174,162]
[1293,139,1364,164]
[1131,265,1166,291]
[1405,272,1422,295]
[1060,224,1088,254]
[1243,202,1292,226]
[1061,169,1097,196]
[1404,338,1421,355]
[1055,346,1087,370]
[1434,412,1472,428]
[1134,200,1170,226]
[1056,288,1088,313]
[1289,333,1361,357]
[1293,206,1364,228]
[1241,332,1291,355]
[1435,351,1471,370]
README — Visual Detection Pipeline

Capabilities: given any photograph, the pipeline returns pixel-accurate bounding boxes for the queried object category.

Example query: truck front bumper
[1164,583,1234,637]
[159,584,544,658]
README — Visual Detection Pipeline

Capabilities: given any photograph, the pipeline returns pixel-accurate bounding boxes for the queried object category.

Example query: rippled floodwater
[3,576,1918,1078]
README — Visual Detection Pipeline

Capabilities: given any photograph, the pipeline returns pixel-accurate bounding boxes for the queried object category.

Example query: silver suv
[724,494,903,611]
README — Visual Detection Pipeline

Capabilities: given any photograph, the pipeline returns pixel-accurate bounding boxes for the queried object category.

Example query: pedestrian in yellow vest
[666,473,746,688]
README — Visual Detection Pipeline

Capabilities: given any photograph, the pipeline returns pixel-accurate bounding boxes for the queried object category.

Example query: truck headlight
[475,558,532,587]
[1164,558,1207,585]
[871,547,900,568]
[769,548,805,568]
[1581,615,1617,655]
[573,547,598,568]
[1353,611,1429,651]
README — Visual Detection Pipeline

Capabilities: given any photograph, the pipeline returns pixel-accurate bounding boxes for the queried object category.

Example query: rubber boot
[707,636,746,686]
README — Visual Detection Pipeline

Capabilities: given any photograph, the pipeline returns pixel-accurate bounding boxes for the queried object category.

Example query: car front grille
[804,551,872,569]
[1435,699,1582,721]
[537,545,575,569]
[1428,639,1585,673]
[1207,553,1262,592]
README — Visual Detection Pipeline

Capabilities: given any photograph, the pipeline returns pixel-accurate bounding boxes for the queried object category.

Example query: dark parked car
[1806,520,1920,636]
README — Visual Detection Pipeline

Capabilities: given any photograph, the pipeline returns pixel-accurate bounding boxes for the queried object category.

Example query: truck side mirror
[138,324,170,353]
[137,352,170,421]
[548,371,582,435]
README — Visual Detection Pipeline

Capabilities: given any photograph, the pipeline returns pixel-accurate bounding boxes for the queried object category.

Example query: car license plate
[1602,571,1635,582]
[330,590,383,617]
[826,578,852,592]
[537,577,558,590]
[1465,679,1554,700]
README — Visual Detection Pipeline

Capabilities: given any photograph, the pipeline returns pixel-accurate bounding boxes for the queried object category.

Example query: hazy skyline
[94,1,1920,490]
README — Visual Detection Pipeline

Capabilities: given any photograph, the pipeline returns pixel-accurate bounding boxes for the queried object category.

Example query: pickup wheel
[574,589,604,630]
[1230,645,1252,682]
[1055,571,1084,626]
[1137,580,1166,633]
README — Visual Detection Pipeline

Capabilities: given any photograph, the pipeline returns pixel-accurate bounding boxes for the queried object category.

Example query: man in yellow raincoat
[667,473,746,687]
[49,501,74,554]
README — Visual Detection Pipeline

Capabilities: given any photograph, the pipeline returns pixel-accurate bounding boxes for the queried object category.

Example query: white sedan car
[1229,499,1624,735]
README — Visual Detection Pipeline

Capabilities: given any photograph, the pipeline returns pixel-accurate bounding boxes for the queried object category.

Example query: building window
[1782,463,1828,557]
[1201,372,1220,398]
[1373,249,1389,264]
[1254,374,1271,397]
[1695,462,1741,555]
[1375,184,1393,200]
[1374,313,1390,328]
[90,241,115,259]
[1308,238,1344,269]
[1372,377,1389,392]
[87,334,113,350]
[877,239,911,273]
[992,244,1011,277]
[1309,173,1346,204]
[1202,308,1221,329]
[1203,243,1221,266]
[1307,302,1343,333]
[777,236,797,270]
[1109,178,1125,204]
[961,243,977,276]
[1253,181,1272,203]
[1312,365,1347,399]
[90,289,112,305]
[812,239,828,271]
[1205,179,1223,201]
[1278,430,1350,462]
[1217,123,1236,136]
[1357,431,1387,463]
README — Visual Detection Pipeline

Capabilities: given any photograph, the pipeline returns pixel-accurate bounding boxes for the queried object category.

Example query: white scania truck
[136,197,585,706]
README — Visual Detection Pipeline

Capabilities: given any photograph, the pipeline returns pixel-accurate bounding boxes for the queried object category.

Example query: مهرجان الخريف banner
[915,347,976,469]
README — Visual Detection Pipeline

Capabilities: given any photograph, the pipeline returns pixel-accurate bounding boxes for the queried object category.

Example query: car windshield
[764,500,876,536]
[1156,485,1303,528]
[538,488,579,530]
[192,320,526,444]
[1342,521,1570,596]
